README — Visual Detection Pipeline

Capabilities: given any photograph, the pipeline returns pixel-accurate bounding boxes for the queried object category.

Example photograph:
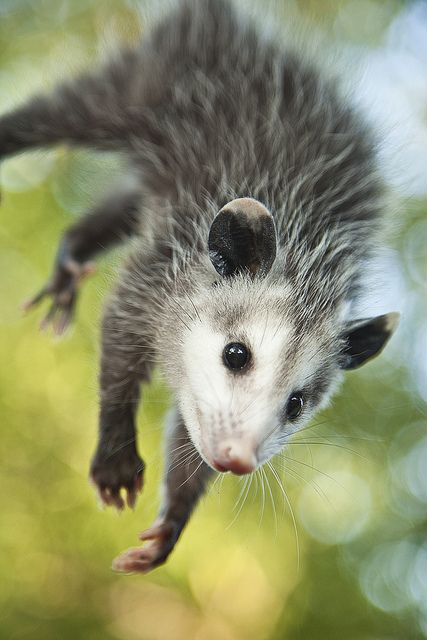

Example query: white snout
[211,439,258,475]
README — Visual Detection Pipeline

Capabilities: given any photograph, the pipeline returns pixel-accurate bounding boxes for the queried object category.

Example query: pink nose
[212,441,257,475]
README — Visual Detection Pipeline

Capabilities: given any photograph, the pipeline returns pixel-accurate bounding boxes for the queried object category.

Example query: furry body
[0,0,397,572]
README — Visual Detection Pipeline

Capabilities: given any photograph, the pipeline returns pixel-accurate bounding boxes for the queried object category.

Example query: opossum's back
[139,1,286,185]
[149,0,255,73]
[140,0,383,251]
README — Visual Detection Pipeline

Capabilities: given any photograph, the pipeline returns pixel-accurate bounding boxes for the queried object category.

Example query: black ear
[340,312,400,370]
[208,198,277,278]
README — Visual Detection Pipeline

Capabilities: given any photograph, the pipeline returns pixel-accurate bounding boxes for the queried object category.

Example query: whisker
[168,450,200,474]
[105,436,136,460]
[176,459,204,489]
[258,468,266,529]
[232,476,250,514]
[226,474,253,530]
[209,471,223,495]
[282,454,354,499]
[264,464,278,537]
[169,443,194,456]
[268,460,300,572]
[288,440,368,460]
[278,458,332,507]
[293,434,384,442]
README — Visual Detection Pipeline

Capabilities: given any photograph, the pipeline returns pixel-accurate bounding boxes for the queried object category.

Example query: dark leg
[113,407,213,573]
[24,180,142,334]
[0,49,143,157]
[90,290,155,510]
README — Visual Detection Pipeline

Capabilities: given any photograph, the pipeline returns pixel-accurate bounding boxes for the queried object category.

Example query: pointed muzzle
[212,440,258,475]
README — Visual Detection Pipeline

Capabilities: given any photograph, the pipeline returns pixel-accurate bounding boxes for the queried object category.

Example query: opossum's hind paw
[112,520,179,574]
[22,257,96,336]
[90,447,145,512]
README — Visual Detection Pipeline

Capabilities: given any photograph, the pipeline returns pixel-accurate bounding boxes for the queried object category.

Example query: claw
[39,305,57,332]
[112,546,154,574]
[112,541,164,574]
[53,308,73,336]
[99,487,115,507]
[110,491,125,512]
[90,448,145,512]
[94,475,143,512]
[125,472,144,509]
[22,287,49,313]
[98,486,125,511]
[22,255,94,335]
[126,488,137,510]
[113,520,178,574]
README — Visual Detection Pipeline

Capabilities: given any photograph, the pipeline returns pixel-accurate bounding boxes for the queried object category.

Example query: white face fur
[172,282,342,474]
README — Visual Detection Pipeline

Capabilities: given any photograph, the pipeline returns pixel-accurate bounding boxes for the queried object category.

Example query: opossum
[0,0,399,573]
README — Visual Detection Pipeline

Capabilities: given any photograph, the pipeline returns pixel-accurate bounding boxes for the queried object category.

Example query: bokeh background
[1,1,426,638]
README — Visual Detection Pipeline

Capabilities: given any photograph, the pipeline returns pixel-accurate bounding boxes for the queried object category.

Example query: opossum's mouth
[202,441,258,475]
[211,459,255,475]
[212,461,230,473]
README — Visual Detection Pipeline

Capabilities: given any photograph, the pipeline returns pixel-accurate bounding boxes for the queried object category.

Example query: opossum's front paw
[112,519,180,574]
[23,247,95,336]
[90,446,145,511]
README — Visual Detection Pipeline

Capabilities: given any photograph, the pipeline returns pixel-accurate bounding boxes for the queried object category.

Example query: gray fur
[0,0,397,572]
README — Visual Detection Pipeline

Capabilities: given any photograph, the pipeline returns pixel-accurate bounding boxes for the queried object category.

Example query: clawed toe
[96,478,143,512]
[112,545,157,574]
[39,298,76,336]
[126,475,143,509]
[98,486,125,511]
[22,255,96,335]
[90,448,145,513]
[112,519,179,574]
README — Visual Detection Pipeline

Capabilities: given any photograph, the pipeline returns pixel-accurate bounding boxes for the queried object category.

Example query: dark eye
[223,342,250,371]
[286,392,304,420]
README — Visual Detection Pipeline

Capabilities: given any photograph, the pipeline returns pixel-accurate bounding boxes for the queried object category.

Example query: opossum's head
[165,198,398,475]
